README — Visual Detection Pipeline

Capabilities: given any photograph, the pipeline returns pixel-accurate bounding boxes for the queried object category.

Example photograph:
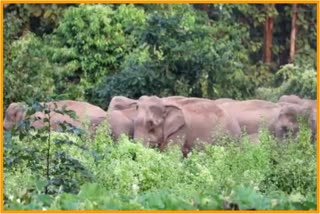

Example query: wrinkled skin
[217,100,281,135]
[217,99,316,142]
[133,96,241,156]
[278,95,302,105]
[271,103,301,139]
[4,100,107,132]
[106,110,133,141]
[106,96,137,140]
[107,96,137,113]
[272,102,316,142]
[278,94,316,142]
[4,103,27,130]
[279,94,316,109]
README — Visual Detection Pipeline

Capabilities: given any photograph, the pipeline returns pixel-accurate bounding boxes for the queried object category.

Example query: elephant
[271,102,316,142]
[4,100,107,133]
[216,99,281,135]
[279,94,316,109]
[4,103,26,131]
[278,95,316,141]
[133,95,241,156]
[278,95,302,105]
[217,99,316,142]
[106,96,137,140]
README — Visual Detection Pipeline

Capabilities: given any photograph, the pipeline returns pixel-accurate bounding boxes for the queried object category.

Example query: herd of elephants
[4,94,317,157]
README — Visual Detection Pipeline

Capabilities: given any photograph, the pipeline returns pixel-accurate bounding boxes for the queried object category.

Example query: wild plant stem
[45,104,51,194]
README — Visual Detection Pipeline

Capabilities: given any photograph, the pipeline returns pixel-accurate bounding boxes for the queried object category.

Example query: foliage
[4,33,56,108]
[4,101,94,201]
[4,5,75,108]
[46,4,146,102]
[255,64,316,101]
[4,4,316,107]
[94,47,167,108]
[96,4,259,107]
[3,4,317,210]
[4,112,316,210]
[4,4,72,38]
[288,4,316,68]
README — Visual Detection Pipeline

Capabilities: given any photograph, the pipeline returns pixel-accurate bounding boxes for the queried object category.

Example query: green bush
[96,4,260,107]
[46,4,146,102]
[3,4,317,210]
[4,117,316,210]
[255,64,316,101]
[4,33,56,108]
[4,4,316,107]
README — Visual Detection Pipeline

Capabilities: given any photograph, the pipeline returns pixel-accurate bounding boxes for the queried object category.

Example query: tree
[263,4,275,64]
[289,4,298,63]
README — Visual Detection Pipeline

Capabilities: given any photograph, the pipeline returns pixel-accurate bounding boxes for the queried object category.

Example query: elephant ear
[163,105,186,141]
[122,102,138,119]
[128,102,137,110]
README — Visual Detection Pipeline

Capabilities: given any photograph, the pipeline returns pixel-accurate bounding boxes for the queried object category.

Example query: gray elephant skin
[4,100,107,133]
[133,96,241,156]
[106,96,137,141]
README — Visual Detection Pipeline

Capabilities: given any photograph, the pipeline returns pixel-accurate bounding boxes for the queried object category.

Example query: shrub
[96,4,259,107]
[255,64,316,101]
[4,33,56,108]
[4,121,316,210]
[46,4,146,102]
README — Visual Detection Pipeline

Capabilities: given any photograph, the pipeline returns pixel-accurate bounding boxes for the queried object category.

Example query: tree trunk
[263,5,275,64]
[289,4,298,63]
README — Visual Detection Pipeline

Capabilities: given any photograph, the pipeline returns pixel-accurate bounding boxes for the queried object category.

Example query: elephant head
[273,103,313,140]
[108,96,136,110]
[4,103,27,130]
[133,96,186,149]
[108,96,137,118]
[274,105,300,139]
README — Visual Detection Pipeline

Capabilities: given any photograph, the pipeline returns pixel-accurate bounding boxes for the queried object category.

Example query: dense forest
[3,4,317,210]
[4,4,316,109]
